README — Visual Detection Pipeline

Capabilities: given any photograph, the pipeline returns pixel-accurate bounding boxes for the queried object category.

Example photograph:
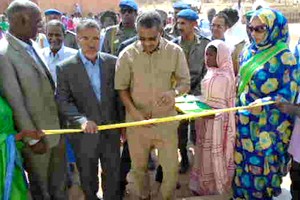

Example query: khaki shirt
[115,38,190,119]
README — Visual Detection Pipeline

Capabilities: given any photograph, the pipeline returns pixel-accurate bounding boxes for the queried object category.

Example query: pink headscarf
[201,40,236,108]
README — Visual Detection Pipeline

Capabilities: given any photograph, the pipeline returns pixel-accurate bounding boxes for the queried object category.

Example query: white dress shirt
[42,45,78,84]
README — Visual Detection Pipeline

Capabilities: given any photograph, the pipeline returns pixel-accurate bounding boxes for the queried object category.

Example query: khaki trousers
[127,122,179,200]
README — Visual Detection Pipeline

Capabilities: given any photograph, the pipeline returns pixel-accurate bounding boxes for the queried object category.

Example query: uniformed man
[117,9,174,55]
[99,10,119,51]
[102,0,138,55]
[173,9,210,174]
[100,10,118,29]
[44,9,78,49]
[165,1,191,38]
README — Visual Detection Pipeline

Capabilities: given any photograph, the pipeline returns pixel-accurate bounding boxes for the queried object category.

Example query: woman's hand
[276,102,298,115]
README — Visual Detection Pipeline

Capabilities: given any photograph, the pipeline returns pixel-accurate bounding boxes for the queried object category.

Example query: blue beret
[173,1,191,10]
[119,0,138,11]
[177,9,199,21]
[44,9,62,16]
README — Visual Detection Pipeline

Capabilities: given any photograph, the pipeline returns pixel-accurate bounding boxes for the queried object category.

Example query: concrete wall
[0,0,119,15]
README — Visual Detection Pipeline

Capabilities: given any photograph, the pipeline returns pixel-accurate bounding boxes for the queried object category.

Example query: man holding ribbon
[0,1,67,199]
[115,11,190,199]
[56,19,122,200]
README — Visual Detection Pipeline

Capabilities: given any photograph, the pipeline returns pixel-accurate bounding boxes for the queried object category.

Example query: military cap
[177,9,199,21]
[173,1,191,10]
[119,0,138,11]
[44,9,62,16]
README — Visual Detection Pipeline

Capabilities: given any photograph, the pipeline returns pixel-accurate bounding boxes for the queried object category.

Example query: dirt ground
[67,148,292,200]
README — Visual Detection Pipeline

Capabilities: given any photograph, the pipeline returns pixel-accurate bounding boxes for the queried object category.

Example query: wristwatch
[174,89,180,96]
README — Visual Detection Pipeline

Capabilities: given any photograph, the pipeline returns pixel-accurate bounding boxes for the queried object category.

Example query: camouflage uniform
[102,23,136,56]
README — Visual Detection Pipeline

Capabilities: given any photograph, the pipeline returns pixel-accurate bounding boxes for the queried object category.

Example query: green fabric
[245,10,255,22]
[0,22,9,32]
[238,42,288,96]
[175,95,212,114]
[0,97,27,200]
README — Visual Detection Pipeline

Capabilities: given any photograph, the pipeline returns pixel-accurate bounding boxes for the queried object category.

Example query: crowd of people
[0,0,300,200]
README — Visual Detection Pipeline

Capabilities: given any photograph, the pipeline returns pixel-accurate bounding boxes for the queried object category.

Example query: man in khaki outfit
[115,11,190,200]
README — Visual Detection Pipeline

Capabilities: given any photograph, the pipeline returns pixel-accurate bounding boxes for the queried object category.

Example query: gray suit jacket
[0,34,61,147]
[56,52,122,135]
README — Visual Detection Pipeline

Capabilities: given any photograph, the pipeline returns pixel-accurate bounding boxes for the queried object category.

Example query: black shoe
[179,162,189,174]
[176,182,181,189]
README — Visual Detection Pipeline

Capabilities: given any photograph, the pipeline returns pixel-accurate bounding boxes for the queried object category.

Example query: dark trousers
[120,141,131,195]
[178,119,195,165]
[70,132,121,200]
[291,159,300,200]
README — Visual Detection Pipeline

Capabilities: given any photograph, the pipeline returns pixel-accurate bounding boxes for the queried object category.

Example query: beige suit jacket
[0,34,60,147]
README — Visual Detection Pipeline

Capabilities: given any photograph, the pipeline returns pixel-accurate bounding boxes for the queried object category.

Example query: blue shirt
[42,45,77,84]
[79,50,101,101]
[198,18,212,38]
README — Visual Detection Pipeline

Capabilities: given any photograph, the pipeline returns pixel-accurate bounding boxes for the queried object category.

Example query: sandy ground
[67,148,292,200]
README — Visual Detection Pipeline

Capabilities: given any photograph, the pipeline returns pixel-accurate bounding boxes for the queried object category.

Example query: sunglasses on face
[120,8,135,14]
[247,24,267,33]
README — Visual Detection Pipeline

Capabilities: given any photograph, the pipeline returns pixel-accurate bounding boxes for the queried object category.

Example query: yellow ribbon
[44,101,275,135]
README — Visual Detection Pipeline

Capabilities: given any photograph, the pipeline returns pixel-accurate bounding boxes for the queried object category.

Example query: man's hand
[276,102,297,115]
[130,109,147,122]
[15,130,45,141]
[130,110,154,128]
[156,90,175,107]
[21,130,45,140]
[81,121,98,134]
[29,140,48,154]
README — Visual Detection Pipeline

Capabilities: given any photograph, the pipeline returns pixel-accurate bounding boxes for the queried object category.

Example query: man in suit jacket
[0,1,67,199]
[56,19,121,200]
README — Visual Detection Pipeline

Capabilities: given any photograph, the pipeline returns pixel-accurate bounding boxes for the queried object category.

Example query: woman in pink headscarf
[190,40,236,196]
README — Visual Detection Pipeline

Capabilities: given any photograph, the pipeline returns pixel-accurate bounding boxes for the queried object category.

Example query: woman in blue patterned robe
[233,8,300,200]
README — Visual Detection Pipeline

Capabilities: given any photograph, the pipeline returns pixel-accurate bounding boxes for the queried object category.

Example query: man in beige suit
[0,1,67,199]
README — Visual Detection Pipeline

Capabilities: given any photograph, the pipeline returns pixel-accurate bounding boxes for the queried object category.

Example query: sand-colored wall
[0,0,119,15]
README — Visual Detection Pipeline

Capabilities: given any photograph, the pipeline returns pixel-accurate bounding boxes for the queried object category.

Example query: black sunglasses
[247,24,267,33]
[120,8,135,14]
